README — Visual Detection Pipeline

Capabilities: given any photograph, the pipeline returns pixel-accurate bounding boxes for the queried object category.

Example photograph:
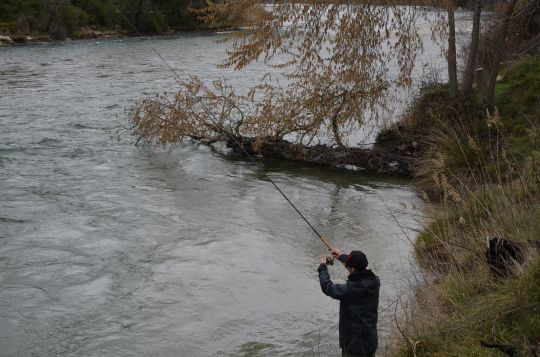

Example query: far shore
[0,27,240,47]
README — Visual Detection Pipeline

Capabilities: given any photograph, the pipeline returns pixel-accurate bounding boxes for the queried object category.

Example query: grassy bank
[389,56,539,356]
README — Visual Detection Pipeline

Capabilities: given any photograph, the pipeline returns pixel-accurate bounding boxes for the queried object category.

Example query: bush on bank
[0,0,263,41]
[392,56,539,356]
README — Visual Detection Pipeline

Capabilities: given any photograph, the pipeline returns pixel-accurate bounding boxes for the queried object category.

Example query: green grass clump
[496,56,540,161]
[496,56,540,121]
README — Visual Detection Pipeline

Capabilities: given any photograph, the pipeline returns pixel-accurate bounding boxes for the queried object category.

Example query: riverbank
[0,0,267,47]
[391,55,539,356]
[0,29,125,46]
[0,27,241,47]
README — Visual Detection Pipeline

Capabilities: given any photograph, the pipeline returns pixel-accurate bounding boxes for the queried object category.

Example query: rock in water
[0,35,14,46]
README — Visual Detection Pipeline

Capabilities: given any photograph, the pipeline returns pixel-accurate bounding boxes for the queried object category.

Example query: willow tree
[463,0,482,93]
[130,0,424,151]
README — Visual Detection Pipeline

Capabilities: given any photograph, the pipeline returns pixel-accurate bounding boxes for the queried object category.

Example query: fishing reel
[325,255,335,265]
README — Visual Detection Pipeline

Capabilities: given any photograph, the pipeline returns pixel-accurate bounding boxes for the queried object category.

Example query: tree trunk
[447,0,459,99]
[487,0,519,105]
[331,118,345,148]
[228,137,417,176]
[16,15,30,35]
[134,0,145,31]
[330,91,348,148]
[463,0,482,93]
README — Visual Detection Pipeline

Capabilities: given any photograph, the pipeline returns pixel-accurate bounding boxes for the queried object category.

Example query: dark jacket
[318,262,380,356]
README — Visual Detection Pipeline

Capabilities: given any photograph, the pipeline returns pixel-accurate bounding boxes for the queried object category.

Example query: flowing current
[0,33,439,356]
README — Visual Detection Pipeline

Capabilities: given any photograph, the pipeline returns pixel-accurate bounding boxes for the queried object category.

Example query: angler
[318,249,380,357]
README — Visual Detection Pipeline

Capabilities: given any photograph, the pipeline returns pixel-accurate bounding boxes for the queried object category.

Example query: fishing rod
[110,4,336,253]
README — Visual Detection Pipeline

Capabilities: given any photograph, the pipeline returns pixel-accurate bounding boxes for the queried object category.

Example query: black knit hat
[338,251,368,270]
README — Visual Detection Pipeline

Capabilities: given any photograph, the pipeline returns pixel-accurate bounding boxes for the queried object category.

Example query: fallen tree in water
[128,1,427,175]
[131,89,420,176]
[225,136,417,176]
[129,74,423,176]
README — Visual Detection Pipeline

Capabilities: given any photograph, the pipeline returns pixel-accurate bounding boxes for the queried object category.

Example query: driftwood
[225,137,417,176]
[486,237,540,276]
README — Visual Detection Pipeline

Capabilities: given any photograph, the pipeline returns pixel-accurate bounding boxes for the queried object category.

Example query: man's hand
[320,256,327,264]
[331,248,341,257]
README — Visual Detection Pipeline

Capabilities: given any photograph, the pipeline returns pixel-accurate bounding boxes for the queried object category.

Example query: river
[0,25,461,355]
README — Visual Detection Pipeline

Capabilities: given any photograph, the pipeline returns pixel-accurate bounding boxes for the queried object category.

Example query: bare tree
[487,0,519,104]
[446,0,458,99]
[463,0,482,93]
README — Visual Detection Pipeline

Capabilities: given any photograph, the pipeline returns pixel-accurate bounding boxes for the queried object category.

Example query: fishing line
[110,4,332,250]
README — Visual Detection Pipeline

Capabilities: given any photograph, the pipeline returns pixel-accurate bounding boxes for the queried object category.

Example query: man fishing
[318,248,380,357]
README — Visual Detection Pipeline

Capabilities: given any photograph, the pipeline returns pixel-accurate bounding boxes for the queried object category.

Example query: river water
[0,29,448,356]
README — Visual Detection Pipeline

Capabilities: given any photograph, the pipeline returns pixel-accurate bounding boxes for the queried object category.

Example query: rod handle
[320,236,333,251]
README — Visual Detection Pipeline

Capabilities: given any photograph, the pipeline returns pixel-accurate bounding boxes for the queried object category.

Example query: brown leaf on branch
[130,0,425,149]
